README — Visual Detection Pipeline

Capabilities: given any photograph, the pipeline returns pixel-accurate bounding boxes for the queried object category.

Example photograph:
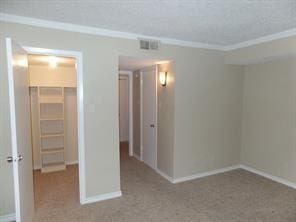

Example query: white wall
[242,58,296,184]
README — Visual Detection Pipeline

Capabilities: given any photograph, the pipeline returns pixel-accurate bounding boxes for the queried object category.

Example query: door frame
[118,71,133,156]
[6,38,33,222]
[140,65,158,169]
[23,46,87,204]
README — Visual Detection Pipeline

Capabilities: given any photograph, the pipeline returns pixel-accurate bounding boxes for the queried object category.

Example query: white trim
[0,213,16,222]
[173,165,241,184]
[33,165,40,170]
[240,165,296,189]
[128,74,133,156]
[81,191,122,204]
[168,164,296,189]
[224,28,296,51]
[66,160,79,165]
[140,71,143,161]
[155,168,174,183]
[2,13,296,51]
[6,37,22,222]
[155,65,158,170]
[24,46,87,205]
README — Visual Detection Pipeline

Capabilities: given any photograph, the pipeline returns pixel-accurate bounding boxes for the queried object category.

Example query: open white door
[6,38,34,222]
[142,67,157,169]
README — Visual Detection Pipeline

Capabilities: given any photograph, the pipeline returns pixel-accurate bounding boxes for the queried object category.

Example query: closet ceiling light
[48,56,58,68]
[13,58,28,67]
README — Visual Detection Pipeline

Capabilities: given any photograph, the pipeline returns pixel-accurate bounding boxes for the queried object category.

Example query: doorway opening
[118,56,171,171]
[27,53,81,212]
[119,73,131,156]
[6,39,86,221]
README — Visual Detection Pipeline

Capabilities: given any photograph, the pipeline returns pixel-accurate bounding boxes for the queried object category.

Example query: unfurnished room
[0,1,296,222]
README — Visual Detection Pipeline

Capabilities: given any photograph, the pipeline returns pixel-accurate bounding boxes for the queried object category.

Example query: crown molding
[1,13,296,51]
[224,28,296,51]
[0,13,224,51]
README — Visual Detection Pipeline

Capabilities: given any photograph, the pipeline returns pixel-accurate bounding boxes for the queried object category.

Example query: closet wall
[29,61,78,169]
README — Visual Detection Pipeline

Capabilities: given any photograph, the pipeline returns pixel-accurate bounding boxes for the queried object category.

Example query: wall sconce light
[159,71,167,86]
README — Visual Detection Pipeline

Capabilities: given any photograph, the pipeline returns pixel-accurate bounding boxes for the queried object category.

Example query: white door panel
[142,68,157,169]
[6,38,34,222]
[119,76,129,142]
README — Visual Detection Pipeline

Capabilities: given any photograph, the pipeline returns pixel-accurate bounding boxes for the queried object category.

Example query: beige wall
[132,70,141,157]
[173,58,243,178]
[29,65,76,87]
[241,58,296,184]
[132,62,176,178]
[225,36,296,65]
[2,20,296,217]
[64,88,78,164]
[0,21,243,216]
[157,62,175,177]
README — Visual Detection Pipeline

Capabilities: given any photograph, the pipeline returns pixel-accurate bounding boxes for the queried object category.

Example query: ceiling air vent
[139,39,160,50]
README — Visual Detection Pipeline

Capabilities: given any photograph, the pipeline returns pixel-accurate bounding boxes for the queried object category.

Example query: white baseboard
[239,164,296,189]
[34,165,40,170]
[133,153,141,161]
[81,191,122,205]
[66,160,79,165]
[0,213,15,222]
[34,160,79,170]
[155,168,174,183]
[173,165,241,184]
[172,164,296,189]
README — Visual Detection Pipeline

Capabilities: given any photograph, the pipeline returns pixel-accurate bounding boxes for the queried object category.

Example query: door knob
[150,124,155,128]
[17,155,23,162]
[6,155,23,163]
[6,156,13,163]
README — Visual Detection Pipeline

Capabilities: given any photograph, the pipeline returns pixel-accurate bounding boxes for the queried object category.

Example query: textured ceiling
[1,0,296,46]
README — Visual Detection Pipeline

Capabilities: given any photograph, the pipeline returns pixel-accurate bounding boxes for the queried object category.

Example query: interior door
[6,38,34,222]
[142,67,157,169]
[119,75,129,142]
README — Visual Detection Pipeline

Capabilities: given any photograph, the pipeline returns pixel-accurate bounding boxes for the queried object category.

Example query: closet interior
[28,54,78,173]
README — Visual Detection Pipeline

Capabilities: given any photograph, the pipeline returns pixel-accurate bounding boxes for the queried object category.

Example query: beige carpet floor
[33,144,296,222]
